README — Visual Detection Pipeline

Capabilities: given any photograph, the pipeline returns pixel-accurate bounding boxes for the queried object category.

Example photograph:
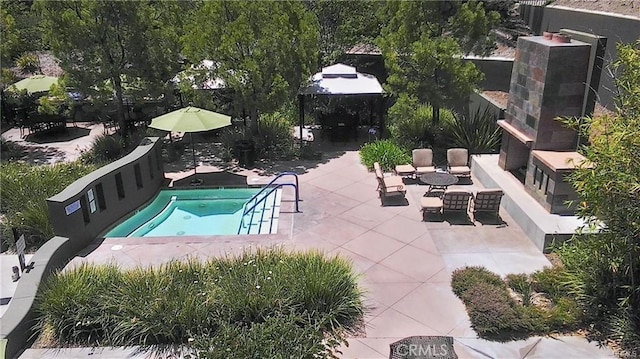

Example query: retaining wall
[47,137,165,245]
[1,137,166,359]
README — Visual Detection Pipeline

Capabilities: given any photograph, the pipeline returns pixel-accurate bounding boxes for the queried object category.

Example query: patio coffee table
[420,172,458,194]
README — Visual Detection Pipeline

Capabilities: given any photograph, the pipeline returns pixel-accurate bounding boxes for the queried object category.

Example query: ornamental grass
[36,249,365,355]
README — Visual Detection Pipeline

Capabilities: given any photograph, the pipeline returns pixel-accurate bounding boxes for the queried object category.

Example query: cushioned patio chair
[470,189,504,221]
[395,148,437,178]
[447,148,471,177]
[374,162,406,202]
[412,148,437,175]
[420,189,472,220]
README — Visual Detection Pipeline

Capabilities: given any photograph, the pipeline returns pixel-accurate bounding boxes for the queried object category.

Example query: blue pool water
[104,188,279,237]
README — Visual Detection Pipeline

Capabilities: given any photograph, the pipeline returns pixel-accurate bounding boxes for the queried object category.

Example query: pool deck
[1,125,615,358]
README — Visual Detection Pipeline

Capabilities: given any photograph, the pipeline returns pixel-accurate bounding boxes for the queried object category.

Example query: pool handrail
[238,172,300,234]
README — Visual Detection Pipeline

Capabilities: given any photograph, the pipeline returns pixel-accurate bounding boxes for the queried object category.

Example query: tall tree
[304,0,383,66]
[378,0,499,124]
[181,1,318,133]
[36,0,185,138]
[1,0,44,64]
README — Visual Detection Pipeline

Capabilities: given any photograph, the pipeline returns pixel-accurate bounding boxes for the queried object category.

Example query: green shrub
[604,305,640,354]
[0,137,25,162]
[444,106,501,154]
[35,249,365,349]
[83,133,123,164]
[546,297,582,331]
[106,261,218,345]
[255,112,295,161]
[387,94,432,150]
[451,266,507,298]
[555,234,629,323]
[359,139,411,171]
[0,161,96,249]
[452,267,553,340]
[462,281,523,337]
[16,53,40,73]
[452,265,591,341]
[530,266,571,301]
[219,126,247,162]
[1,68,17,87]
[506,273,532,306]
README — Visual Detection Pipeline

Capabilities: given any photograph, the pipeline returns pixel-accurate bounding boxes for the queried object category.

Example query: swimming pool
[104,188,281,237]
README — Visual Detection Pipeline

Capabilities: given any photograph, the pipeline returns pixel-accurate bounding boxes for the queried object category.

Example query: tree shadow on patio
[25,126,91,144]
[172,171,248,188]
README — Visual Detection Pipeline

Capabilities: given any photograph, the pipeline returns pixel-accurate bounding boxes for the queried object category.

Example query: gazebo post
[298,94,305,146]
[377,95,385,137]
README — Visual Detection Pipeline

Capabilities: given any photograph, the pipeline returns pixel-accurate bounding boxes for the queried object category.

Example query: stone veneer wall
[499,35,591,214]
[504,36,590,149]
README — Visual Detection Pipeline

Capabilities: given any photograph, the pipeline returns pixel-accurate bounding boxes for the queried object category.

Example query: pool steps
[241,190,281,235]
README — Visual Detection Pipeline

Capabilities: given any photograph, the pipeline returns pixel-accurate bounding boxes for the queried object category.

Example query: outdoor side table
[420,172,459,194]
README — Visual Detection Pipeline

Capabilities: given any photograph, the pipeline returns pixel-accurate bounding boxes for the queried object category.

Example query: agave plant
[447,106,502,154]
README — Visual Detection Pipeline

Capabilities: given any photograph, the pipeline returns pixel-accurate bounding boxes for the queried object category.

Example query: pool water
[104,188,280,237]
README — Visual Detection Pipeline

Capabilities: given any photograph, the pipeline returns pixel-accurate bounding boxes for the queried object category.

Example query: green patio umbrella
[149,106,231,174]
[8,75,59,94]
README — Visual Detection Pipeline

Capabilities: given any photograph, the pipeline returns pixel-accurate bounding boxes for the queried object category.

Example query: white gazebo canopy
[299,63,384,96]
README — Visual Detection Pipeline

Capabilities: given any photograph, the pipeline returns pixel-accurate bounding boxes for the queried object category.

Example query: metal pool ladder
[237,172,300,234]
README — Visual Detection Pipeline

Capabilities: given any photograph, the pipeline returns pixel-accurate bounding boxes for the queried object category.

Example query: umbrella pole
[191,132,197,175]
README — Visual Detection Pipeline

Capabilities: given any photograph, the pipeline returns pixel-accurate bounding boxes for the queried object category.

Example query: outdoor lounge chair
[412,148,437,175]
[420,189,472,220]
[395,148,436,178]
[470,189,504,221]
[447,148,471,177]
[374,162,406,201]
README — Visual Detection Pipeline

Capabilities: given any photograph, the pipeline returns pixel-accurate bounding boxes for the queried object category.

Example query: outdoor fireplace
[497,34,593,214]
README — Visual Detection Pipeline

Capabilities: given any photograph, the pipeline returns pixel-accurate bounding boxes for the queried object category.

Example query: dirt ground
[550,0,639,18]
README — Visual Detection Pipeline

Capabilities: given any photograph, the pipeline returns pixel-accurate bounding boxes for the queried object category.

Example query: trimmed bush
[451,266,506,297]
[359,139,411,171]
[462,281,525,337]
[36,249,365,351]
[546,297,582,331]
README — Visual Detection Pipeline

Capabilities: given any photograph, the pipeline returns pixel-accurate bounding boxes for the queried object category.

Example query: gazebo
[297,63,385,143]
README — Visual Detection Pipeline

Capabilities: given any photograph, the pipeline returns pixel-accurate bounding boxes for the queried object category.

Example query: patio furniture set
[374,148,504,222]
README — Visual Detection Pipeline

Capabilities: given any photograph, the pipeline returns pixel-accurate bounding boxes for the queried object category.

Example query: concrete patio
[20,146,615,358]
[1,124,614,358]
